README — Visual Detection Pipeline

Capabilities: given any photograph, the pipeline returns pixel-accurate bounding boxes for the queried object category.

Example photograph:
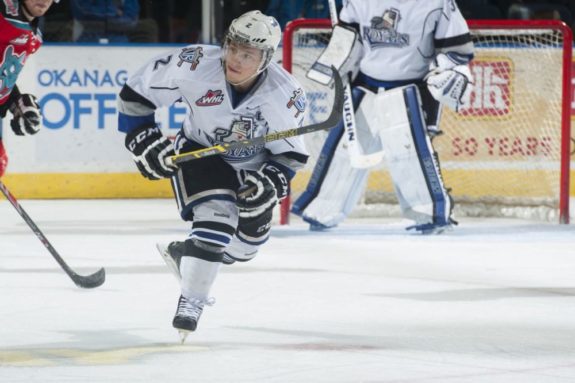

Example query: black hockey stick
[0,179,105,288]
[165,66,344,166]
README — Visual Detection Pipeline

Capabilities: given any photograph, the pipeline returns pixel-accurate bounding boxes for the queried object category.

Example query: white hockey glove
[9,94,42,136]
[307,24,362,87]
[236,163,289,218]
[425,52,473,112]
[125,124,177,180]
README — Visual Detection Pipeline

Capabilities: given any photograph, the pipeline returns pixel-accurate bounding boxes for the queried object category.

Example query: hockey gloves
[237,163,289,218]
[125,124,177,180]
[9,94,42,136]
[425,52,473,112]
[0,140,7,177]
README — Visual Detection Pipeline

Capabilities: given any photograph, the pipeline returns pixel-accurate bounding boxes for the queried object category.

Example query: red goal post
[281,18,572,225]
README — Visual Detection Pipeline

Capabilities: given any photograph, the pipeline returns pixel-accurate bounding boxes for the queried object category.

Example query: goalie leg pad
[292,88,371,228]
[375,84,452,227]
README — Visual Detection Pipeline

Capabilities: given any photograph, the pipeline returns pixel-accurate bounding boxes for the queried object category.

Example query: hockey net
[281,18,572,224]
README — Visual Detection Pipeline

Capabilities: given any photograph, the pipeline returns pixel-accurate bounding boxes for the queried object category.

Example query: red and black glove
[9,94,42,136]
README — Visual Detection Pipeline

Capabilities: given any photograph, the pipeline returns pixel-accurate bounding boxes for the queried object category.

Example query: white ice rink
[1,198,575,383]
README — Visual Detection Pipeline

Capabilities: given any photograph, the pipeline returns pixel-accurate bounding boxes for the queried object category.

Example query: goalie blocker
[307,24,362,87]
[292,84,455,234]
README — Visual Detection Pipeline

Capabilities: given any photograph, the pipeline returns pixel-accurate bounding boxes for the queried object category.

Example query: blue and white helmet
[225,10,281,74]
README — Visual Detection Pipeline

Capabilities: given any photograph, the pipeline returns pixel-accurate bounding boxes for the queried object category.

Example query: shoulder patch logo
[287,88,306,118]
[195,89,225,106]
[4,0,19,16]
[177,47,203,70]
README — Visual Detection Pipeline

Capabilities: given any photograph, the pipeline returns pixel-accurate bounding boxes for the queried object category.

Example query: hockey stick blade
[0,180,106,289]
[166,66,344,166]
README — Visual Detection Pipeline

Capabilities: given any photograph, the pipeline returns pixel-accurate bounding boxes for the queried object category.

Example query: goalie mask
[223,10,281,75]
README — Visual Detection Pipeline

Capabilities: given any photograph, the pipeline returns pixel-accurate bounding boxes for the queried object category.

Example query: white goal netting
[282,19,572,223]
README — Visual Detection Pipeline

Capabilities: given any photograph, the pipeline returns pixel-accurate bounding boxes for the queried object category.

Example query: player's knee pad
[224,207,273,263]
[190,199,239,249]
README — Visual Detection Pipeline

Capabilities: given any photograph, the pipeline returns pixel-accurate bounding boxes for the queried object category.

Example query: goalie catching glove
[8,94,42,136]
[237,163,289,218]
[425,52,473,112]
[125,124,177,180]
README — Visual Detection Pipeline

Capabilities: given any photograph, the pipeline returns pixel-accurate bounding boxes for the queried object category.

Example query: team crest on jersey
[0,46,25,100]
[208,113,266,161]
[10,35,30,45]
[213,116,255,145]
[287,88,305,118]
[177,47,203,70]
[363,9,409,48]
[196,89,224,106]
[3,0,19,16]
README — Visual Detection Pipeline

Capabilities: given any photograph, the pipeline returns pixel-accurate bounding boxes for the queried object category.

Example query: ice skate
[407,218,458,235]
[172,295,204,343]
[156,242,184,281]
[222,252,236,265]
[303,217,336,232]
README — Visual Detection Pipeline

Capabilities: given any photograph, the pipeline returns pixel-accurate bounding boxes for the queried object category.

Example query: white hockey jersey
[124,45,308,172]
[340,0,473,81]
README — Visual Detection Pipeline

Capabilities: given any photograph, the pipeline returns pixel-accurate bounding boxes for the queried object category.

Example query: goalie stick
[165,66,344,166]
[326,0,384,169]
[0,180,106,289]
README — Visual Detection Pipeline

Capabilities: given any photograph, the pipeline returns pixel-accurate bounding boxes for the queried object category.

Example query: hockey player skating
[118,11,308,342]
[0,0,59,177]
[292,0,474,234]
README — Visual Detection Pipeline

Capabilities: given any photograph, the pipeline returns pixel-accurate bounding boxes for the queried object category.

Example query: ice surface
[1,199,575,382]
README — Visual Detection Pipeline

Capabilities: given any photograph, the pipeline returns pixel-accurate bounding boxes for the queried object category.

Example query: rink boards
[1,44,574,201]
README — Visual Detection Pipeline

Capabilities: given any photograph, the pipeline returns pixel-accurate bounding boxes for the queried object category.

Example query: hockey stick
[326,0,384,169]
[165,66,344,166]
[0,179,106,289]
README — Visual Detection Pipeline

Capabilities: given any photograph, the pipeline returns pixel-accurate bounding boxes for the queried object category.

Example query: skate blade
[156,243,182,281]
[178,330,190,344]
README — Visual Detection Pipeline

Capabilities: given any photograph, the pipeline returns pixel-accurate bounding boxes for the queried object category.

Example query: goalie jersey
[340,0,473,81]
[119,45,308,173]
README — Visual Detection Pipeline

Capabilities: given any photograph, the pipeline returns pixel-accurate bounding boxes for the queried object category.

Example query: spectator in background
[507,0,574,26]
[265,0,304,29]
[41,0,74,41]
[458,0,503,19]
[302,0,343,19]
[70,0,140,43]
[146,0,172,43]
[170,0,201,43]
[266,0,342,29]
